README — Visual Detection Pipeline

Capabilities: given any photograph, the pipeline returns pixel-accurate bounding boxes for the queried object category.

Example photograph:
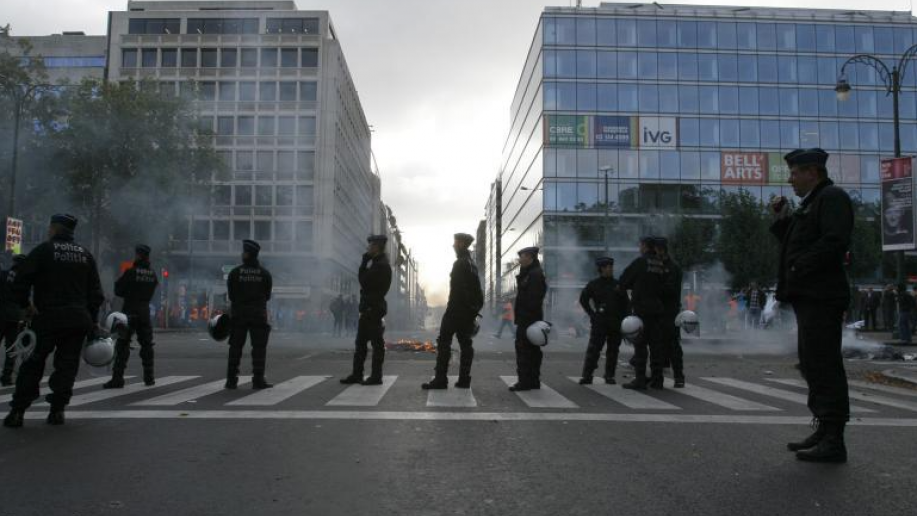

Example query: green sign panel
[544,114,590,147]
[768,153,789,185]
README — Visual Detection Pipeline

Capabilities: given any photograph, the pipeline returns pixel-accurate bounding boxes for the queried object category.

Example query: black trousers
[514,321,543,386]
[10,325,89,410]
[883,307,896,331]
[112,314,155,378]
[660,315,684,378]
[227,317,271,379]
[333,315,343,336]
[863,308,877,331]
[434,311,475,379]
[352,315,385,378]
[632,315,665,380]
[582,320,621,379]
[792,300,850,422]
[1,320,20,380]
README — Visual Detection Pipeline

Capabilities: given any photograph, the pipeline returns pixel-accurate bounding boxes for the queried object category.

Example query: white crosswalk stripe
[567,377,680,410]
[768,378,917,413]
[326,376,397,407]
[134,377,251,406]
[0,376,126,404]
[501,376,578,408]
[847,380,917,399]
[426,377,477,408]
[665,379,779,411]
[701,377,878,414]
[0,376,50,392]
[227,376,328,406]
[35,376,198,407]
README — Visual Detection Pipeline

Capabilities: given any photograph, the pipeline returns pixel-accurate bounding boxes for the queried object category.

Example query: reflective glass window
[760,121,780,148]
[577,83,596,111]
[597,84,617,111]
[699,119,719,147]
[259,82,277,102]
[820,122,839,149]
[638,52,657,79]
[781,121,799,148]
[698,54,717,80]
[238,82,256,102]
[776,24,795,50]
[554,18,576,45]
[141,49,157,67]
[699,85,718,113]
[658,53,678,79]
[757,56,777,83]
[839,122,857,150]
[858,90,877,117]
[618,52,637,79]
[658,20,677,47]
[556,50,576,78]
[855,26,874,53]
[818,58,837,85]
[260,48,278,68]
[901,124,917,153]
[816,25,835,52]
[799,89,818,116]
[718,54,737,81]
[721,119,740,148]
[801,122,819,148]
[200,82,216,101]
[679,85,698,113]
[557,182,577,211]
[701,151,720,180]
[777,56,797,83]
[596,18,616,46]
[779,88,798,116]
[838,90,858,118]
[678,53,698,80]
[556,149,576,177]
[281,48,298,68]
[578,183,598,210]
[576,50,596,78]
[637,19,657,47]
[219,81,236,102]
[578,149,598,178]
[818,89,837,116]
[557,83,576,110]
[900,91,917,121]
[879,124,895,153]
[161,49,177,68]
[895,27,914,53]
[796,24,816,51]
[659,85,678,113]
[862,156,879,182]
[660,151,679,180]
[681,152,701,181]
[257,116,275,136]
[737,55,757,82]
[697,22,717,48]
[618,84,638,111]
[719,86,738,114]
[301,49,319,68]
[758,88,778,115]
[640,151,660,179]
[717,22,737,49]
[835,26,855,53]
[543,82,557,110]
[279,81,297,101]
[798,57,817,84]
[619,150,639,179]
[679,118,699,146]
[639,85,658,112]
[220,48,237,68]
[577,17,596,46]
[597,51,616,78]
[859,123,878,150]
[300,82,317,102]
[240,48,257,68]
[740,120,760,147]
[617,19,636,46]
[739,86,758,115]
[737,23,756,49]
[757,23,776,50]
[122,49,137,68]
[677,21,696,47]
[875,27,894,54]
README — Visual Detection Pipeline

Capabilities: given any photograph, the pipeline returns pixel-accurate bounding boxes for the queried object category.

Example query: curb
[881,369,917,387]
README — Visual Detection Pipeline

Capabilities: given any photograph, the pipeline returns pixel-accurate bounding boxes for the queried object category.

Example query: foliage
[669,216,716,272]
[715,189,779,290]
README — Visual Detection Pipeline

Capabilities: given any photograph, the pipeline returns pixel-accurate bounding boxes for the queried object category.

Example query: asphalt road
[1,330,916,516]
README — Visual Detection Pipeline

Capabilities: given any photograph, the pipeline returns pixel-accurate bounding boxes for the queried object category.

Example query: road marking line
[768,378,917,413]
[0,375,50,392]
[226,376,328,406]
[0,376,128,404]
[26,410,917,426]
[666,379,780,411]
[501,376,578,409]
[701,377,877,414]
[326,376,397,407]
[567,377,679,410]
[426,377,477,408]
[133,377,251,406]
[848,380,917,399]
[34,376,198,407]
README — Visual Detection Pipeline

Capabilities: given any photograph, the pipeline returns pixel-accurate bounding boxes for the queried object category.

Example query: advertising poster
[767,153,790,184]
[4,218,22,254]
[593,116,634,148]
[721,152,768,185]
[637,117,677,148]
[543,114,590,147]
[881,157,915,251]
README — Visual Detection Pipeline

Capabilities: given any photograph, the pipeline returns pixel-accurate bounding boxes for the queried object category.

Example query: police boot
[363,352,384,385]
[456,347,473,389]
[103,375,125,389]
[224,376,239,390]
[649,372,665,390]
[140,345,155,386]
[796,422,847,463]
[46,407,65,426]
[622,375,648,390]
[454,376,471,389]
[578,376,593,385]
[421,375,448,390]
[143,369,155,387]
[788,420,827,452]
[509,382,533,392]
[673,376,686,388]
[1,356,13,386]
[252,376,273,390]
[3,409,24,428]
[0,375,11,387]
[340,374,363,384]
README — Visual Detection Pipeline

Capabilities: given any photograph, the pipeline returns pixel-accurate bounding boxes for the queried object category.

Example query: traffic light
[162,268,169,279]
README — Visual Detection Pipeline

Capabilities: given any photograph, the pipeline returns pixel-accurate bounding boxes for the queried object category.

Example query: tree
[715,189,779,290]
[669,216,716,272]
[848,199,883,282]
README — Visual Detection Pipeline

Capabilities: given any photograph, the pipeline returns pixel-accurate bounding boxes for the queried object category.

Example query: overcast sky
[6,0,913,305]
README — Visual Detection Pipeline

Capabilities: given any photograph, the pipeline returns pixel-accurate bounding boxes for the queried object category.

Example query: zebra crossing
[6,373,917,422]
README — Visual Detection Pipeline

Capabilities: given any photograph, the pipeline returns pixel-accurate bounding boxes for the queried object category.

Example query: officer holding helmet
[619,236,666,390]
[0,254,26,386]
[4,214,104,428]
[655,237,686,388]
[225,240,274,390]
[578,256,629,385]
[510,246,548,392]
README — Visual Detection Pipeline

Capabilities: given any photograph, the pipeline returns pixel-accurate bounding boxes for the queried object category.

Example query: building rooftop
[542,3,917,23]
[126,0,298,12]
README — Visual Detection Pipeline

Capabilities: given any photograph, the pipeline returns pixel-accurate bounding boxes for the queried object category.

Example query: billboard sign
[5,218,22,255]
[767,153,789,185]
[544,114,590,147]
[593,116,635,148]
[721,152,767,185]
[881,156,916,251]
[637,117,677,148]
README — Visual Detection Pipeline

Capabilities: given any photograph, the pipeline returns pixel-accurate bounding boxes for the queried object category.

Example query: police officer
[578,257,629,385]
[340,235,392,385]
[4,214,104,427]
[655,237,686,388]
[225,239,274,390]
[0,254,26,386]
[422,233,484,390]
[509,246,547,392]
[771,148,853,463]
[104,244,159,388]
[619,236,666,390]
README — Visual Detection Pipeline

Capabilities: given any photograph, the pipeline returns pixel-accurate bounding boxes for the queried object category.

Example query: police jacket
[358,252,392,319]
[579,276,629,327]
[619,253,666,317]
[114,260,159,318]
[899,292,915,314]
[514,260,547,325]
[12,234,104,330]
[0,267,24,323]
[661,257,683,316]
[227,258,272,320]
[446,249,484,318]
[771,179,853,304]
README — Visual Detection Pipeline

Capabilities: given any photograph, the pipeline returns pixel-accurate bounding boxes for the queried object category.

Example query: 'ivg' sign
[637,117,677,148]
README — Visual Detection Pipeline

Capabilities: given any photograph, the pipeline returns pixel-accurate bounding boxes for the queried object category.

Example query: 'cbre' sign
[638,117,677,149]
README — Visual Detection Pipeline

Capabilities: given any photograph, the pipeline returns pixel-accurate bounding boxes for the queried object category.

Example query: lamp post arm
[895,43,917,93]
[840,54,894,95]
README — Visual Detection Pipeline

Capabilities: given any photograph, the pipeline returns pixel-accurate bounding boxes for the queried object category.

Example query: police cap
[653,237,669,250]
[517,246,540,257]
[50,213,78,231]
[640,235,656,246]
[595,256,615,268]
[242,239,261,254]
[784,148,829,168]
[454,233,474,245]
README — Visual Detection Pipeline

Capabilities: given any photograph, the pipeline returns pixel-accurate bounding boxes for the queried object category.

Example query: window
[658,20,677,48]
[141,49,157,68]
[797,57,817,84]
[281,48,298,68]
[234,186,252,206]
[836,26,855,53]
[697,22,717,48]
[758,88,778,115]
[660,151,679,179]
[637,52,656,79]
[129,18,179,35]
[221,48,237,68]
[815,25,835,53]
[259,82,277,102]
[796,25,816,52]
[576,17,596,46]
[299,117,316,138]
[298,151,315,179]
[233,221,251,241]
[275,221,292,241]
[757,56,776,83]
[679,86,698,113]
[701,152,720,180]
[181,49,197,68]
[677,21,696,47]
[761,121,780,148]
[556,149,576,177]
[219,82,236,102]
[597,51,616,78]
[254,221,271,242]
[799,89,819,116]
[698,54,717,80]
[213,221,230,240]
[277,187,293,207]
[301,49,318,68]
[261,48,278,67]
[295,222,313,250]
[187,18,259,35]
[299,82,317,101]
[236,151,254,171]
[859,123,878,150]
[199,82,216,101]
[757,23,776,50]
[779,89,798,116]
[266,18,320,34]
[217,116,234,135]
[858,90,877,117]
[895,27,914,53]
[855,26,874,53]
[739,87,760,115]
[577,149,598,178]
[597,84,616,111]
[717,22,737,49]
[617,19,636,46]
[737,23,756,49]
[239,81,256,101]
[576,50,596,78]
[278,151,294,172]
[819,89,837,116]
[278,116,296,135]
[192,220,209,240]
[819,122,839,149]
[639,85,658,112]
[556,83,575,110]
[777,56,796,83]
[596,18,616,46]
[256,186,272,206]
[699,119,719,147]
[296,186,314,207]
[776,24,795,50]
[214,185,232,205]
[617,52,637,79]
[681,152,701,180]
[161,48,177,68]
[781,121,799,148]
[237,116,254,136]
[740,120,760,147]
[241,48,258,67]
[257,151,274,172]
[721,119,739,148]
[737,55,757,82]
[699,86,718,114]
[201,48,217,68]
[719,86,738,114]
[577,83,596,111]
[659,85,678,113]
[678,53,698,80]
[279,81,297,101]
[122,49,138,68]
[553,50,575,78]
[718,54,737,81]
[658,53,677,80]
[618,84,637,111]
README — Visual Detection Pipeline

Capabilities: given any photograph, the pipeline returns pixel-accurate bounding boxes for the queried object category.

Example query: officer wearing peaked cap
[578,256,629,385]
[0,254,27,386]
[422,233,484,390]
[771,148,853,463]
[619,236,666,390]
[225,239,274,390]
[104,244,159,389]
[510,246,548,391]
[341,235,392,385]
[4,214,104,428]
[655,237,686,388]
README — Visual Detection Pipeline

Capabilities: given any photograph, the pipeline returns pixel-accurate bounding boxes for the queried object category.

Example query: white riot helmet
[621,315,644,343]
[471,315,482,337]
[675,310,699,335]
[104,312,129,337]
[526,321,552,347]
[83,337,115,367]
[208,314,232,342]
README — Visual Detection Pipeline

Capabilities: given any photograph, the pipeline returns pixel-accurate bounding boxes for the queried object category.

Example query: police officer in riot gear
[341,235,392,386]
[655,237,686,388]
[104,244,159,388]
[619,236,666,390]
[771,148,853,463]
[510,246,548,392]
[422,233,484,390]
[4,214,104,427]
[0,254,26,386]
[225,240,274,390]
[578,257,630,385]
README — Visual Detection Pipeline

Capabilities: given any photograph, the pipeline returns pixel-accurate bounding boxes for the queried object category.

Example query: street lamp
[599,165,615,254]
[836,44,917,286]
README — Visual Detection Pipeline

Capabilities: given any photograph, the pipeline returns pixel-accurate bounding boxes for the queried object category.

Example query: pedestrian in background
[898,284,914,344]
[882,284,897,331]
[494,300,514,338]
[862,287,880,331]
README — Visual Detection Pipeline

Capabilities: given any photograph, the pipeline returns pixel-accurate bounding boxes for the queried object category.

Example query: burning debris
[385,339,437,353]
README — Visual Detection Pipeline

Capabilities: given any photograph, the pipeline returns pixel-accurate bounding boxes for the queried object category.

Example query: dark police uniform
[0,255,26,385]
[226,240,273,389]
[657,239,685,385]
[343,235,393,385]
[771,148,853,462]
[578,258,630,384]
[619,242,666,389]
[107,245,159,387]
[424,234,484,389]
[512,247,548,391]
[5,214,104,427]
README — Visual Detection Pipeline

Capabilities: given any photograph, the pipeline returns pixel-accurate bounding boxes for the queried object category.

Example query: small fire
[385,339,437,353]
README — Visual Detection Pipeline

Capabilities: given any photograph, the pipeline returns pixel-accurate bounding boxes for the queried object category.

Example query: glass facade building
[489,4,917,310]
